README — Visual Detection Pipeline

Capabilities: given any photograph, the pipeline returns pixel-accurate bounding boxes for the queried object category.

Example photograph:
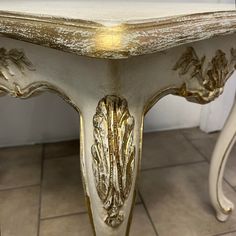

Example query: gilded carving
[1,11,236,59]
[91,95,135,227]
[0,82,80,114]
[174,47,236,104]
[0,47,34,81]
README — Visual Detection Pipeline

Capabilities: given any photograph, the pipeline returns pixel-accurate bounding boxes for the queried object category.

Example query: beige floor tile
[0,186,40,236]
[130,204,157,236]
[190,136,236,188]
[181,128,219,140]
[139,162,236,236]
[221,232,236,236]
[40,204,156,236]
[189,136,217,160]
[136,192,141,204]
[0,145,42,190]
[44,140,79,159]
[141,130,204,170]
[40,214,92,236]
[41,156,86,219]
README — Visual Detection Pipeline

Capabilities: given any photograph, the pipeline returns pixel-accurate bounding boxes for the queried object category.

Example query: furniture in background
[209,97,236,222]
[0,2,236,235]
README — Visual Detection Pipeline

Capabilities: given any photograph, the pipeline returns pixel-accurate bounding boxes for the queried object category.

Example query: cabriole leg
[209,100,236,221]
[79,95,143,236]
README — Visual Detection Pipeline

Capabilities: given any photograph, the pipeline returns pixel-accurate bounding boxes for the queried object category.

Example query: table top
[0,1,235,23]
[0,1,236,59]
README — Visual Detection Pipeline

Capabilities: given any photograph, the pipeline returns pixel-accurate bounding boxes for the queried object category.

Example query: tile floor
[1,128,236,236]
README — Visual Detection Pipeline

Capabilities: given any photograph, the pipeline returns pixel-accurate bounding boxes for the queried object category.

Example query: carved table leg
[209,100,236,221]
[79,95,143,236]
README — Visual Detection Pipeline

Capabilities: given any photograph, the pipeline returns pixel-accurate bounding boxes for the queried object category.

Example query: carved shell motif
[173,47,236,104]
[0,47,34,81]
[91,95,135,227]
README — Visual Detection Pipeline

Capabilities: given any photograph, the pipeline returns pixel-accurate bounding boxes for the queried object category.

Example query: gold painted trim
[144,87,180,114]
[0,47,34,81]
[0,11,236,59]
[173,47,236,104]
[0,82,80,112]
[92,95,136,228]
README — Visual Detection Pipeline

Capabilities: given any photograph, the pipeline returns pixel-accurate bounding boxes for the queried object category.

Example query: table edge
[0,10,236,59]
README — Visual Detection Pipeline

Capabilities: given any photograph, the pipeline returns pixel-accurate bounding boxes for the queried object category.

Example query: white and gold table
[0,2,236,235]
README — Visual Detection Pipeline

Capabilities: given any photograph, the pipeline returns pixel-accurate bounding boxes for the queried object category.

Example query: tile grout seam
[37,144,45,236]
[181,131,236,194]
[41,211,88,221]
[44,152,80,161]
[141,159,207,172]
[138,190,159,236]
[212,228,236,236]
[40,199,142,222]
[0,183,40,192]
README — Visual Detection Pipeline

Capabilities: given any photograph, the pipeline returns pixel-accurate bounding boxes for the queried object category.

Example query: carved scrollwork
[0,82,80,114]
[0,82,50,98]
[91,95,135,228]
[0,47,34,81]
[174,47,236,104]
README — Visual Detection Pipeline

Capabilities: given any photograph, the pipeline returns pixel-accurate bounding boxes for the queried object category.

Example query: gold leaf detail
[91,95,135,227]
[174,47,236,104]
[0,47,34,81]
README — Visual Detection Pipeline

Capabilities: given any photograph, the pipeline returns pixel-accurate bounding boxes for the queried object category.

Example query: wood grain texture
[0,11,236,59]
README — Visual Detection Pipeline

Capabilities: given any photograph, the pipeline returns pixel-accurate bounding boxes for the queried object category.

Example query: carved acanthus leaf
[0,47,34,81]
[174,47,236,103]
[91,95,135,228]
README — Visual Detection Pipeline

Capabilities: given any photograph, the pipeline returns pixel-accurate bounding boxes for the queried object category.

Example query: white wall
[0,93,203,147]
[0,93,80,147]
[144,96,202,132]
[0,0,235,147]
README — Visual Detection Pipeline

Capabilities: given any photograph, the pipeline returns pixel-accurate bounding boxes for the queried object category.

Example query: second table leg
[209,100,236,221]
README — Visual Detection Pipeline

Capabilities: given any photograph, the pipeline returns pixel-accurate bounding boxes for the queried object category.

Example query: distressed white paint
[0,2,235,233]
[0,3,236,59]
[0,0,235,146]
[1,32,236,235]
[0,1,234,22]
[0,0,234,145]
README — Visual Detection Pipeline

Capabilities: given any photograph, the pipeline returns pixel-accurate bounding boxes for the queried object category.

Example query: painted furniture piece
[0,1,236,235]
[209,98,236,222]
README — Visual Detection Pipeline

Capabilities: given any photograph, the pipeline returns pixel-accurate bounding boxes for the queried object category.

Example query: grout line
[0,184,40,192]
[40,199,142,221]
[44,152,80,161]
[141,160,206,172]
[224,178,236,193]
[41,211,87,221]
[181,130,210,163]
[212,229,236,236]
[138,190,159,236]
[37,144,45,236]
[182,132,236,194]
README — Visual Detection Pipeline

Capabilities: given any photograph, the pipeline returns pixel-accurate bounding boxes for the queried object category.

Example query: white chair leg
[209,100,236,221]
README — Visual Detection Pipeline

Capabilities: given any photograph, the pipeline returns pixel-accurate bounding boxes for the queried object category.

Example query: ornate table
[0,2,236,235]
